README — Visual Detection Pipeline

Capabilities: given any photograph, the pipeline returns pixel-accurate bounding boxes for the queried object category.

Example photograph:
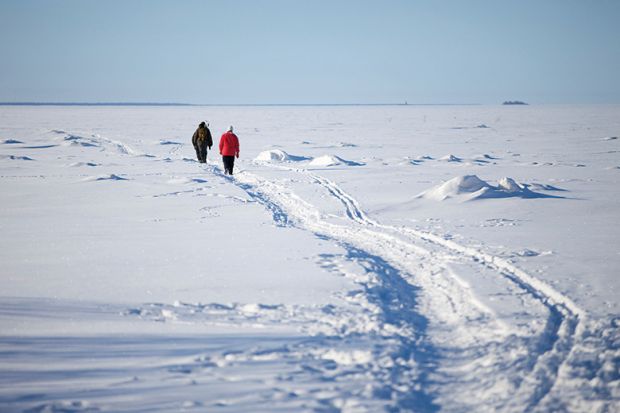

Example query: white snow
[1,104,619,412]
[417,175,544,201]
[254,149,293,162]
[308,154,362,167]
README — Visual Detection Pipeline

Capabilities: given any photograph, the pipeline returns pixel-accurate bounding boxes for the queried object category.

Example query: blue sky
[1,0,619,104]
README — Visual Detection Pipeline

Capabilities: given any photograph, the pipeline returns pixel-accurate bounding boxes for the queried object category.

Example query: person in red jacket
[219,125,240,175]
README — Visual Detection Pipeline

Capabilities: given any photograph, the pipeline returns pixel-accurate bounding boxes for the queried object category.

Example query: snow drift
[254,149,310,163]
[417,175,558,201]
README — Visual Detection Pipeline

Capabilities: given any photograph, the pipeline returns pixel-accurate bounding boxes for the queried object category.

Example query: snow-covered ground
[1,105,618,412]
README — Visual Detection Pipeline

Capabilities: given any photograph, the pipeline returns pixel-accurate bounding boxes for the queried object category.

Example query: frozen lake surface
[1,105,618,412]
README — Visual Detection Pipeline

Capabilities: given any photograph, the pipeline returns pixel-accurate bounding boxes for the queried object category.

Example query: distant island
[503,100,528,105]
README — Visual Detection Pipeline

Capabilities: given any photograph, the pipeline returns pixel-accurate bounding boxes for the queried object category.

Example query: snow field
[1,105,619,412]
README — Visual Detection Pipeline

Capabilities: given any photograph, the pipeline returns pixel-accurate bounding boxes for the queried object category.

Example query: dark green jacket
[192,125,213,148]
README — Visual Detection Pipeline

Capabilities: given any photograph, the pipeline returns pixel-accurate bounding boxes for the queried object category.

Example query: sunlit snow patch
[309,155,364,167]
[167,177,208,185]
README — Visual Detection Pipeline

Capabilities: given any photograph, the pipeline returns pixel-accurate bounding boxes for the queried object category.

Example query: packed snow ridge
[418,175,554,201]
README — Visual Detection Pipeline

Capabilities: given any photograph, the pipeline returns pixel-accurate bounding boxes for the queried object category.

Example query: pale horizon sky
[1,0,619,104]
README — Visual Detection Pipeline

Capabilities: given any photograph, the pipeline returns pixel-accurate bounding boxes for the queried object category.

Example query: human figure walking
[219,125,240,175]
[192,121,213,163]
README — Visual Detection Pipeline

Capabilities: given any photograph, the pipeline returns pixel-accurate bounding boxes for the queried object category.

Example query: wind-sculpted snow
[254,149,311,162]
[417,175,564,201]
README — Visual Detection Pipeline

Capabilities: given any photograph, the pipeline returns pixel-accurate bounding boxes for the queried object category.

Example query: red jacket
[219,131,240,157]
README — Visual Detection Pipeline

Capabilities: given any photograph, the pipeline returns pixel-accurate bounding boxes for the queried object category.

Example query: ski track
[302,170,585,410]
[200,160,616,412]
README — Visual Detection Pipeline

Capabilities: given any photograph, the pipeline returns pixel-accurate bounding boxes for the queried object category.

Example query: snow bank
[309,155,363,167]
[418,175,555,201]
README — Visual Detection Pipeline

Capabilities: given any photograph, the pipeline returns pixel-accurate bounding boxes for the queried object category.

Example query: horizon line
[0,101,485,107]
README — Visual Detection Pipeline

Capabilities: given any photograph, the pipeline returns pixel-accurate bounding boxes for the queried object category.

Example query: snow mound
[2,139,23,144]
[255,149,310,163]
[1,154,34,161]
[497,177,524,193]
[418,175,557,201]
[84,174,128,182]
[419,175,490,200]
[63,135,100,147]
[68,162,99,167]
[159,140,182,145]
[255,149,293,162]
[409,155,434,165]
[309,155,363,167]
[439,154,462,162]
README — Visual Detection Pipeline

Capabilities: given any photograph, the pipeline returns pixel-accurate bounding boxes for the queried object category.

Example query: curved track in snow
[211,161,598,412]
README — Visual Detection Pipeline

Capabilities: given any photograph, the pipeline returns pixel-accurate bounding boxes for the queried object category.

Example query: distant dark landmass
[503,100,528,105]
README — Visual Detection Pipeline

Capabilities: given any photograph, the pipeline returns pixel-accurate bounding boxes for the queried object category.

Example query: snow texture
[1,104,619,412]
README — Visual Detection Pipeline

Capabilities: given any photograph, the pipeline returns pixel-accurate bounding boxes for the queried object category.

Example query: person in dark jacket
[219,125,240,175]
[192,121,213,163]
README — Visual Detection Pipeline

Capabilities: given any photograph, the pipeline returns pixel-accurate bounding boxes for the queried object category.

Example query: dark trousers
[194,142,208,163]
[222,156,235,175]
